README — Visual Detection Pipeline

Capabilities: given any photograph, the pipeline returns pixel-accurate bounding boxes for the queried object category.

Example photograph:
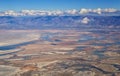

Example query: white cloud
[0,8,119,16]
[92,8,117,14]
[79,8,118,15]
[93,8,102,14]
[66,9,78,14]
[79,8,89,14]
[51,10,64,15]
[21,10,48,16]
[81,17,90,24]
[104,8,117,12]
[4,10,18,16]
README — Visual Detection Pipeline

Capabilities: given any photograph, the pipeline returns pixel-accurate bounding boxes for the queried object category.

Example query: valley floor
[0,29,120,76]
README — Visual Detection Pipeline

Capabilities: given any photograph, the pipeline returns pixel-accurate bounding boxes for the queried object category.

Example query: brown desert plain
[0,29,120,76]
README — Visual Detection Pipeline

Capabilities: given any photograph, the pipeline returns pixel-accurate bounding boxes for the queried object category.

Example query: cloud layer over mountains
[0,8,119,16]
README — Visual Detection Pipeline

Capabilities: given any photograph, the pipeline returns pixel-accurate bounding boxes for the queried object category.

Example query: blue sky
[0,0,120,11]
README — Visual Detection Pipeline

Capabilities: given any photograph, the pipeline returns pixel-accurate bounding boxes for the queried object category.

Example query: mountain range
[0,15,120,30]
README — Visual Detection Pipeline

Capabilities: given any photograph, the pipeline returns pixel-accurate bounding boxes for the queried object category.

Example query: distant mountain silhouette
[0,16,120,29]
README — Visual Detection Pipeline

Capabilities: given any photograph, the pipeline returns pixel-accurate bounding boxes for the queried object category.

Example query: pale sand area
[0,49,22,55]
[0,30,40,46]
[0,49,23,59]
[0,30,41,59]
[0,65,20,76]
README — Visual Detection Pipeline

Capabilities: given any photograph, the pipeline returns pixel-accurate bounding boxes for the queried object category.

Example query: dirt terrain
[0,30,120,76]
